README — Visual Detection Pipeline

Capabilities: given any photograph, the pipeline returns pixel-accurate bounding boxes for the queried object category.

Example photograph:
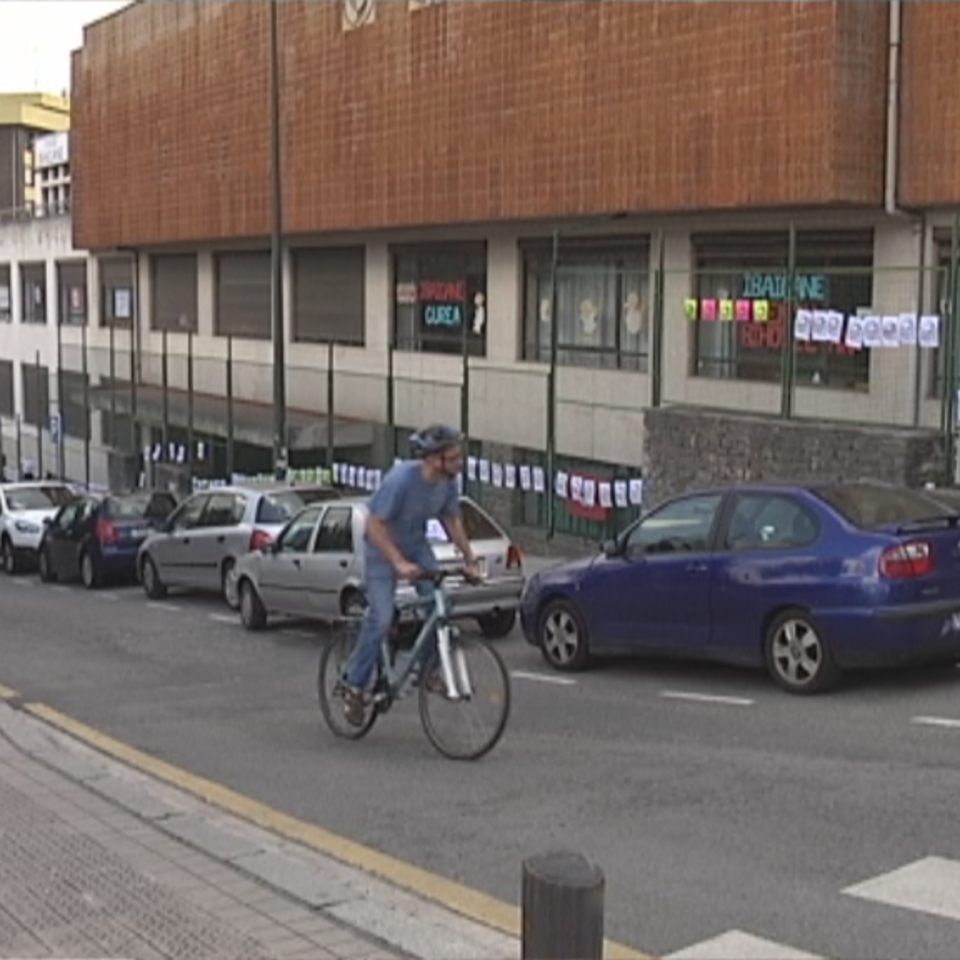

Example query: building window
[293,247,365,345]
[691,230,873,390]
[21,362,49,428]
[0,264,10,322]
[58,370,90,441]
[522,236,650,371]
[0,360,13,416]
[56,260,87,326]
[20,263,46,324]
[151,254,197,332]
[100,258,134,328]
[392,243,486,357]
[215,251,270,340]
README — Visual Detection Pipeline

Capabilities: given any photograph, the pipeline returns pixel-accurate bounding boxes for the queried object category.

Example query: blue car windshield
[813,484,956,530]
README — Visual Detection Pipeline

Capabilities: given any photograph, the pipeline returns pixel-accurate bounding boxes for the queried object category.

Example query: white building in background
[32,131,70,218]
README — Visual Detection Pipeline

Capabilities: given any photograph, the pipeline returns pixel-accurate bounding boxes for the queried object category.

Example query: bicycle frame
[378,580,473,702]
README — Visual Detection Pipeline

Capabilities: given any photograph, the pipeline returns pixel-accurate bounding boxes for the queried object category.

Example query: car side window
[724,494,819,551]
[169,496,208,532]
[56,503,82,530]
[625,494,723,557]
[279,506,323,554]
[314,507,354,553]
[201,494,244,528]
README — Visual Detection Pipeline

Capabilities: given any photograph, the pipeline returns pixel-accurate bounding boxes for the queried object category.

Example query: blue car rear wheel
[764,608,840,695]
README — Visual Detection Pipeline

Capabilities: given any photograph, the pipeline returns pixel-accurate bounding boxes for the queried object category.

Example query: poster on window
[417,279,486,342]
[114,288,132,320]
[69,285,85,317]
[0,286,9,312]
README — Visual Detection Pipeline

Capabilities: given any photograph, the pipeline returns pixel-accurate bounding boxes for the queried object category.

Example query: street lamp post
[269,0,287,479]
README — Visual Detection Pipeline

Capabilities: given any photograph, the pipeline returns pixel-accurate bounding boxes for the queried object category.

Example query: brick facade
[73,0,890,250]
[898,2,960,207]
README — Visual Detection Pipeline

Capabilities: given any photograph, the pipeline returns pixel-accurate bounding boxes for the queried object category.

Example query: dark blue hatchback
[38,490,178,589]
[520,481,960,693]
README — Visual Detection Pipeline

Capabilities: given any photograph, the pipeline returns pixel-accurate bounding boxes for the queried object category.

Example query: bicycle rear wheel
[418,634,510,760]
[318,619,379,740]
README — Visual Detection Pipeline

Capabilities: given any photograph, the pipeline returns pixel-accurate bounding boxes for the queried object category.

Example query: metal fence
[4,224,960,546]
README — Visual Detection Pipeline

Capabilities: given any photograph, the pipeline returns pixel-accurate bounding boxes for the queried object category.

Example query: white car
[0,482,79,574]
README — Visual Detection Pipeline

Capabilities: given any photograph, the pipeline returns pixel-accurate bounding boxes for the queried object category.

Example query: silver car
[235,496,525,637]
[137,481,341,607]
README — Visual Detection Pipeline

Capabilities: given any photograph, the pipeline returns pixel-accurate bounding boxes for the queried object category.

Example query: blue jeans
[343,573,437,690]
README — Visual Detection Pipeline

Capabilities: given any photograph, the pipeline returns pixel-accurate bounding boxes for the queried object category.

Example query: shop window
[100,257,134,328]
[392,243,487,357]
[58,371,90,441]
[56,260,87,326]
[0,264,10,322]
[522,236,650,371]
[293,247,365,345]
[151,254,197,332]
[691,230,873,391]
[21,362,49,428]
[0,360,13,416]
[215,251,270,340]
[20,262,46,324]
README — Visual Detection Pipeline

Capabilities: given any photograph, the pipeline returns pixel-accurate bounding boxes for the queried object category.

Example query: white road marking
[99,592,120,602]
[147,602,182,613]
[281,629,317,639]
[912,715,960,729]
[510,671,576,686]
[208,613,238,625]
[844,856,960,922]
[52,585,72,594]
[9,579,34,587]
[660,690,754,707]
[666,930,822,959]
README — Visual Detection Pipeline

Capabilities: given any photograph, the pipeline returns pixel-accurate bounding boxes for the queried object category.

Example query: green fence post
[780,222,797,419]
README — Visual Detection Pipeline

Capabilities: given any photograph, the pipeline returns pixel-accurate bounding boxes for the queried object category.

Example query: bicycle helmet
[409,424,463,458]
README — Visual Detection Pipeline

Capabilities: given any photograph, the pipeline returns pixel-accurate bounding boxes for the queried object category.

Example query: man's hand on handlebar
[462,559,485,585]
[394,559,423,582]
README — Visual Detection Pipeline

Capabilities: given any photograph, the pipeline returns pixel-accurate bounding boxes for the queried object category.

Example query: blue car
[520,481,960,694]
[38,489,178,589]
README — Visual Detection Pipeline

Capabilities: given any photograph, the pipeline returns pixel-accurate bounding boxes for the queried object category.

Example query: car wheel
[80,551,100,590]
[240,579,267,631]
[764,608,840,695]
[538,599,590,672]
[2,536,19,576]
[222,559,240,610]
[141,556,167,600]
[477,609,517,639]
[38,547,56,583]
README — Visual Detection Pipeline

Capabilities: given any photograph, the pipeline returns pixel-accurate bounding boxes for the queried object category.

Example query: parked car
[137,481,341,607]
[234,495,525,636]
[520,481,960,694]
[0,481,78,574]
[38,489,178,588]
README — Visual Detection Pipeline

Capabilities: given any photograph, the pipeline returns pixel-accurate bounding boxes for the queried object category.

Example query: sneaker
[342,686,366,728]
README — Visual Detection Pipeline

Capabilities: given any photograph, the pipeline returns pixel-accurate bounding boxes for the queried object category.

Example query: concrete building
[5,1,960,546]
[0,93,70,220]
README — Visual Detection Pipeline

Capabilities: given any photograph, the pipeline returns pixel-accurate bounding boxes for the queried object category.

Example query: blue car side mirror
[601,538,621,559]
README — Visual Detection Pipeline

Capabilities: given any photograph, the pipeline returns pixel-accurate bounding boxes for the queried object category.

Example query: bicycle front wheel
[318,619,379,740]
[419,634,510,761]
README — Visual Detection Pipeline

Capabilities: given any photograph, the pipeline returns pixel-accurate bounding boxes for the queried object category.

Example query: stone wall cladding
[643,405,946,508]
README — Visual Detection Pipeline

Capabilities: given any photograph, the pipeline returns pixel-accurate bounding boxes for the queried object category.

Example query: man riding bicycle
[341,423,483,727]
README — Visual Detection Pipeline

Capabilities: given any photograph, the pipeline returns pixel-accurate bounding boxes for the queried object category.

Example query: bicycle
[317,569,511,760]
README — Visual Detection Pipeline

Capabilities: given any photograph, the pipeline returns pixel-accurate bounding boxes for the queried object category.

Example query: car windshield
[105,492,178,521]
[5,486,75,511]
[813,483,957,529]
[256,488,338,524]
[427,501,503,542]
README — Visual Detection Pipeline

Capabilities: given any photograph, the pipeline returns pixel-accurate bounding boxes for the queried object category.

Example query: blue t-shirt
[363,460,460,579]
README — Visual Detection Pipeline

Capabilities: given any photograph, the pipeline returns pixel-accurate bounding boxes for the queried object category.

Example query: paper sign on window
[614,481,628,508]
[519,465,532,491]
[919,315,941,349]
[533,467,546,493]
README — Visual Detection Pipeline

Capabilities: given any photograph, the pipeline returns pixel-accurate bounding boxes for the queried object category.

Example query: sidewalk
[0,701,519,960]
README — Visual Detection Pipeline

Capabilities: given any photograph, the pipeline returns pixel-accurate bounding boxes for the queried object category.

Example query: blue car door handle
[686,561,709,573]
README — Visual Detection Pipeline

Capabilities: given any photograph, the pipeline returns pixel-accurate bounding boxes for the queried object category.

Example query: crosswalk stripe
[844,856,960,922]
[665,930,823,959]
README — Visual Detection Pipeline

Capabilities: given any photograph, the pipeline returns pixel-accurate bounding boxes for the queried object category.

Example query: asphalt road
[4,571,960,959]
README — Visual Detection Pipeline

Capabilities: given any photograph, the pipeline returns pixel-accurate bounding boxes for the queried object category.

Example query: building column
[486,235,521,364]
[197,251,215,338]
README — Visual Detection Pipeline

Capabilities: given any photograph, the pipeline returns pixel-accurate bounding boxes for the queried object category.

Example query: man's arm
[367,513,415,575]
[441,513,474,562]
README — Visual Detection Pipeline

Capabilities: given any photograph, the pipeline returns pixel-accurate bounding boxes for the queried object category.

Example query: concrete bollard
[522,850,605,959]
